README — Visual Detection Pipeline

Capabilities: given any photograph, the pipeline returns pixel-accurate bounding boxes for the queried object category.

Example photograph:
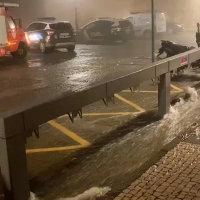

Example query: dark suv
[76,18,134,44]
[25,18,75,53]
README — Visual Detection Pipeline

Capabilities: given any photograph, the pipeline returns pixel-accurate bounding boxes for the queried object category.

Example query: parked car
[166,22,184,34]
[76,17,134,44]
[25,17,76,53]
[125,11,167,39]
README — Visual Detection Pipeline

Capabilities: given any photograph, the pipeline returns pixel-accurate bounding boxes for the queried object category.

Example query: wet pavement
[1,31,199,199]
[0,32,196,114]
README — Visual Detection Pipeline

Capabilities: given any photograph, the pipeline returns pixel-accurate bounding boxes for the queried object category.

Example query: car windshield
[49,22,72,30]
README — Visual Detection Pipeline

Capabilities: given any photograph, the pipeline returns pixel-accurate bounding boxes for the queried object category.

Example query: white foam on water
[29,187,111,200]
[29,192,39,200]
[28,88,200,199]
[155,86,199,143]
[195,127,200,140]
[59,187,111,200]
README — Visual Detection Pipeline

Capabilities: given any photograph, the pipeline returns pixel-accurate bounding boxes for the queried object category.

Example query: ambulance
[0,3,28,59]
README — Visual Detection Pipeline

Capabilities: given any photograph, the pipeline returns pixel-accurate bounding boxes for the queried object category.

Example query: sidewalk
[114,138,200,200]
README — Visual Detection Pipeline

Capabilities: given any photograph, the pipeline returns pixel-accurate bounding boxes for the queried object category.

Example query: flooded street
[28,85,200,200]
[0,32,188,199]
[1,0,200,198]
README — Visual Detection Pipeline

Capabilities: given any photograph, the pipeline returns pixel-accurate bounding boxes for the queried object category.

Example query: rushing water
[30,87,200,200]
[29,187,111,200]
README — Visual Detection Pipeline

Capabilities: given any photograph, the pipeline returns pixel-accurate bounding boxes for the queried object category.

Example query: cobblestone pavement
[114,142,200,200]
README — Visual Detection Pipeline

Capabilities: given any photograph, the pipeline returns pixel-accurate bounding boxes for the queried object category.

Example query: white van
[125,11,167,39]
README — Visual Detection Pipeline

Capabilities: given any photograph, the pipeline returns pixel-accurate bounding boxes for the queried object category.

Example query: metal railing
[0,48,200,200]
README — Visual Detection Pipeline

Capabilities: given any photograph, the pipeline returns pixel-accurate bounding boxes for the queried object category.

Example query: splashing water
[29,187,111,200]
[28,87,200,198]
[186,87,198,102]
[92,87,200,180]
[156,86,199,143]
[29,192,39,200]
[195,127,200,140]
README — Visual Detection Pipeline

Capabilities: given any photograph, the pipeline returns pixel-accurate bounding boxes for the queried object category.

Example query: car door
[83,22,98,41]
[95,20,113,41]
[6,16,18,52]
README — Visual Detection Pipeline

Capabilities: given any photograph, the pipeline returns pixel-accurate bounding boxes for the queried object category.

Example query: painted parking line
[26,145,86,154]
[48,121,90,146]
[122,90,181,93]
[83,112,142,116]
[115,94,145,112]
[26,121,90,154]
[122,84,183,93]
[170,84,184,92]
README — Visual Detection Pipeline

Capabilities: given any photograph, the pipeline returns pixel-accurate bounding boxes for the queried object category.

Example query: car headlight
[29,34,42,41]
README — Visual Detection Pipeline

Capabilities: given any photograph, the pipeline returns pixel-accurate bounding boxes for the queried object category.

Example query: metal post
[151,0,155,63]
[74,0,78,30]
[0,125,30,200]
[158,72,171,118]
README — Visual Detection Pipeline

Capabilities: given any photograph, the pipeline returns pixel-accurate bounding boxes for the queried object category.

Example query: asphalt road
[1,31,199,199]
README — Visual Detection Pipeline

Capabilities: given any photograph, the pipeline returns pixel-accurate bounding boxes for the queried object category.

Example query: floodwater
[29,86,200,200]
[24,31,200,200]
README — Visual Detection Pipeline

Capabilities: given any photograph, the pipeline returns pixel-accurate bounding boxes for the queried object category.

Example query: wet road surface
[1,31,199,199]
[0,31,196,114]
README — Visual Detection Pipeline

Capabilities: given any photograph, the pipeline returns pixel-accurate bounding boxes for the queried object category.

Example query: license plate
[125,29,130,34]
[59,33,70,38]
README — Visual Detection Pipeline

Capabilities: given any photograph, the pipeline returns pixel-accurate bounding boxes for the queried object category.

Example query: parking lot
[1,31,199,199]
[26,77,197,199]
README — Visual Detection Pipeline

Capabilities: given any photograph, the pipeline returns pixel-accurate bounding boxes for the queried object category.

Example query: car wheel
[143,30,151,39]
[39,41,49,53]
[11,42,28,59]
[67,45,75,52]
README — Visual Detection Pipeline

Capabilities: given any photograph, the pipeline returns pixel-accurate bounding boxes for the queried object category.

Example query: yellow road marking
[58,112,141,119]
[115,94,145,112]
[83,112,141,116]
[26,145,87,154]
[122,90,181,93]
[170,84,184,92]
[48,121,90,146]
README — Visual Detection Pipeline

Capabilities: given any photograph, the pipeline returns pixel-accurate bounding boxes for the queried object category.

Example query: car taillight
[46,30,54,35]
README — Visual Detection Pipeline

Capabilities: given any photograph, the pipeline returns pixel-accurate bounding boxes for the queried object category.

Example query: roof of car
[30,20,70,24]
[0,2,19,7]
[80,18,128,29]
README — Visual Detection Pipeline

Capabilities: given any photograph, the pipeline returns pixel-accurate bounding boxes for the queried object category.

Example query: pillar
[158,72,171,117]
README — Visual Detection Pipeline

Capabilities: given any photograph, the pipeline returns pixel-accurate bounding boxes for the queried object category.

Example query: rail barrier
[0,48,200,200]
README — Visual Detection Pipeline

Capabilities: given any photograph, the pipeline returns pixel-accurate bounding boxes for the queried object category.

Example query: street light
[151,0,155,63]
[74,0,78,30]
